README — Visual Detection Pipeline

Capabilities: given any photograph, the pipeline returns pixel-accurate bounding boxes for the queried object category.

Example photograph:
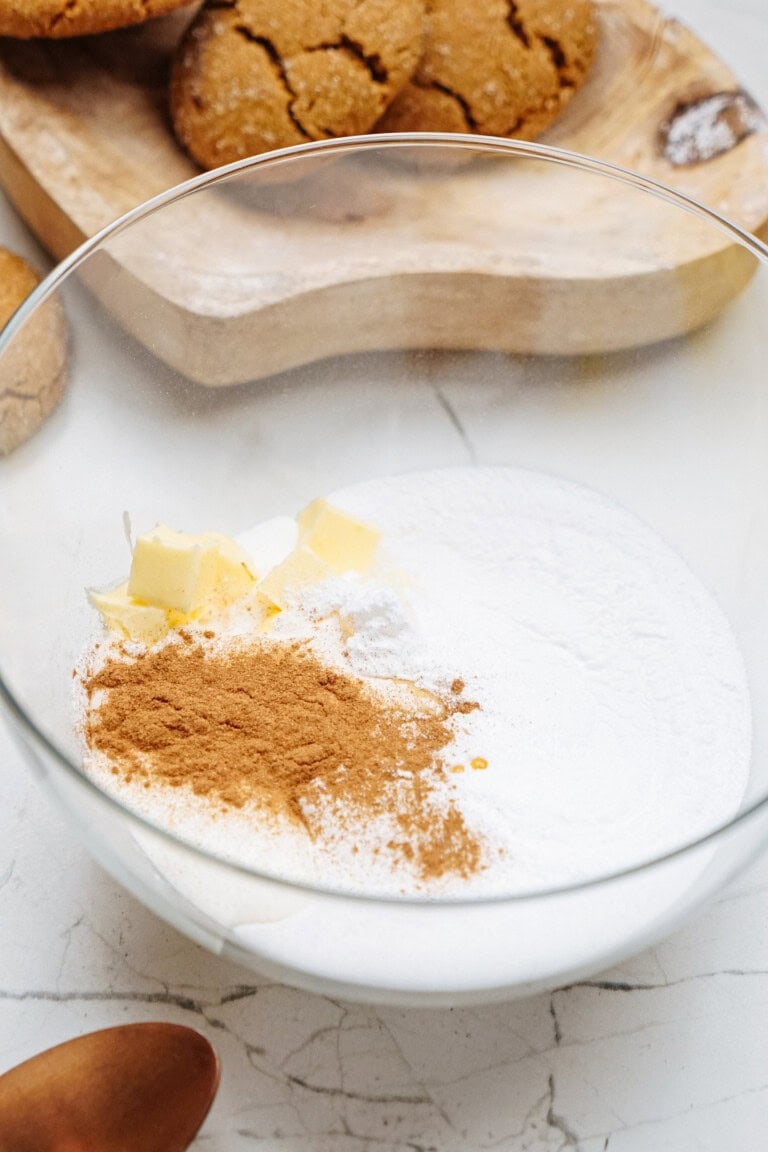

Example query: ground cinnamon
[82,637,484,882]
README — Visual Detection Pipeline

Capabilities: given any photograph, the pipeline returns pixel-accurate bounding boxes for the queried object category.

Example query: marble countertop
[5,716,768,1152]
[3,3,768,1148]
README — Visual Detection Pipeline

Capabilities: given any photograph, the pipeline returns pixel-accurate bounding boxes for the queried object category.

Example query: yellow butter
[88,583,170,646]
[258,546,331,610]
[127,524,257,615]
[127,526,204,613]
[297,499,379,574]
[198,533,259,609]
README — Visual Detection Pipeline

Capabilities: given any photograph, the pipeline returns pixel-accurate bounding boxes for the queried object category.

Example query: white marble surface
[5,711,768,1151]
[3,2,768,1147]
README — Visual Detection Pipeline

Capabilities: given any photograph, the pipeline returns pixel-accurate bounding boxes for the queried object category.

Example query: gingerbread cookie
[0,0,193,38]
[376,0,597,140]
[170,0,425,170]
[0,249,67,455]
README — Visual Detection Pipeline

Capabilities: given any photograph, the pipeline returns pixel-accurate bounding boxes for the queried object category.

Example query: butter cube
[297,499,379,574]
[88,583,169,645]
[258,547,331,610]
[128,524,256,614]
[128,525,206,613]
[195,531,258,607]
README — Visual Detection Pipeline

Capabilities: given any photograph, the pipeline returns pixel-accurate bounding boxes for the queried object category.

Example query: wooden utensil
[0,0,765,384]
[0,1023,219,1152]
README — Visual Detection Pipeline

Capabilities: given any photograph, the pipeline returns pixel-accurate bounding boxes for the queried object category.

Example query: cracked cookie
[0,0,193,38]
[0,249,67,455]
[376,0,597,139]
[170,0,425,169]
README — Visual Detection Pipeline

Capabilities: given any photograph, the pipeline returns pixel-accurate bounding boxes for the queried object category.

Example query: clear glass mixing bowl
[2,135,768,1007]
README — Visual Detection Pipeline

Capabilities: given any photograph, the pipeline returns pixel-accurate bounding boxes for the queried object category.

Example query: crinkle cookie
[0,249,67,455]
[170,0,425,169]
[0,0,193,38]
[376,0,597,139]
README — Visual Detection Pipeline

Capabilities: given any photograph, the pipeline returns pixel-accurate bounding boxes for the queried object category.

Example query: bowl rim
[2,131,768,908]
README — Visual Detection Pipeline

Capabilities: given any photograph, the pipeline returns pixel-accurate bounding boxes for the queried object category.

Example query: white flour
[283,577,422,680]
[83,466,752,900]
[237,466,751,895]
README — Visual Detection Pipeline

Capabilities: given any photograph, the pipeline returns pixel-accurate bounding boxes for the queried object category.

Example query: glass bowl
[2,135,768,1007]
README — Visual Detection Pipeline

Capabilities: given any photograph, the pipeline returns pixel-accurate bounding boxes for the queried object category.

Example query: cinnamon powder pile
[81,636,484,883]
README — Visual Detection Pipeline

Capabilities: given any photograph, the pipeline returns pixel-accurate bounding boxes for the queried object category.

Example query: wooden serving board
[0,0,766,385]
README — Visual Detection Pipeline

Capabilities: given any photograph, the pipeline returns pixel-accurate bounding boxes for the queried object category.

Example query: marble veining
[4,710,768,1150]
